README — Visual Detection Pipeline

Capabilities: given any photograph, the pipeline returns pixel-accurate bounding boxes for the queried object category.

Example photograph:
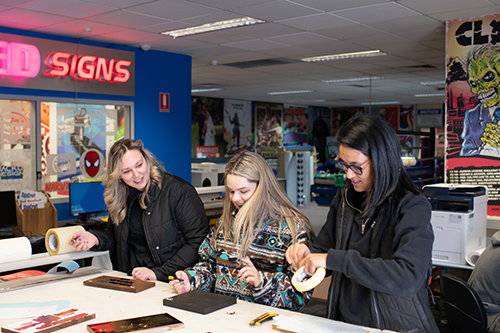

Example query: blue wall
[0,27,192,221]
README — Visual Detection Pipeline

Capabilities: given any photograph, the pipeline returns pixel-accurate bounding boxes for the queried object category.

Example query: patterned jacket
[184,218,315,311]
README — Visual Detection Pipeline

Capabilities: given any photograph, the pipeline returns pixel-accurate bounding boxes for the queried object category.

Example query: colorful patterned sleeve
[184,222,219,292]
[251,221,315,312]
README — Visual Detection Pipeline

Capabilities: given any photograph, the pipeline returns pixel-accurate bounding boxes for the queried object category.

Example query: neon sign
[44,52,131,82]
[0,41,41,78]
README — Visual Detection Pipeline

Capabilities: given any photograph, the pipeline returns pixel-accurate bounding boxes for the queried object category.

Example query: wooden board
[163,290,236,315]
[83,275,155,293]
[1,308,95,333]
[87,312,183,333]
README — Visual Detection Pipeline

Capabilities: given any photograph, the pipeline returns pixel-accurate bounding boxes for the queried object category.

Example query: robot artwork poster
[446,14,500,215]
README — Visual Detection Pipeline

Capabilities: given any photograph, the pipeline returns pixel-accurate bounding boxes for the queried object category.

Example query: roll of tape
[0,237,32,264]
[291,266,326,292]
[45,226,85,256]
[401,157,416,167]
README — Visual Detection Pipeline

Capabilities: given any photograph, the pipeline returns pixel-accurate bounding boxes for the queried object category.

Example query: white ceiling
[0,0,498,107]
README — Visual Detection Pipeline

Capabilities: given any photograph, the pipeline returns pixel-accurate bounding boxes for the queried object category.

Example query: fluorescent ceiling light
[267,90,313,95]
[322,76,382,83]
[301,50,388,62]
[420,81,445,85]
[191,88,221,93]
[361,101,400,105]
[162,17,265,38]
[415,93,445,97]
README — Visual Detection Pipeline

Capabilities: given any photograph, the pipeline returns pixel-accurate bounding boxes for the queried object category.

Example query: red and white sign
[160,93,170,112]
[196,146,219,158]
[0,32,135,96]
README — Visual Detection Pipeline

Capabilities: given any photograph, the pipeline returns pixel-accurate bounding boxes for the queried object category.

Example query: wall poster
[223,99,252,156]
[41,102,129,199]
[191,96,224,158]
[0,99,35,191]
[254,102,283,159]
[446,14,500,216]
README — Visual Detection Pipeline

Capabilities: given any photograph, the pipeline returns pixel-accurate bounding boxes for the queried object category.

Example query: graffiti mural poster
[446,14,500,216]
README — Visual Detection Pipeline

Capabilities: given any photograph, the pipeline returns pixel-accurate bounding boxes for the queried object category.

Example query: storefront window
[41,101,131,199]
[0,99,36,191]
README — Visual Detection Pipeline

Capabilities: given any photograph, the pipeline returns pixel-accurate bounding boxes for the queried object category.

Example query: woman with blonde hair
[170,151,315,311]
[70,139,210,282]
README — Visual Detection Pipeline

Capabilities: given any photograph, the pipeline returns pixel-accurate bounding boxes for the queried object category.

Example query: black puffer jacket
[90,172,210,282]
[312,185,439,333]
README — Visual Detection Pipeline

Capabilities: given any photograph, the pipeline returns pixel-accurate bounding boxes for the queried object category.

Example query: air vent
[349,84,369,88]
[222,57,300,69]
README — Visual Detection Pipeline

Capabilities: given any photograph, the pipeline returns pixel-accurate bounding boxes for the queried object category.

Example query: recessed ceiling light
[301,50,388,62]
[420,81,445,85]
[267,90,313,95]
[322,77,382,83]
[361,101,400,105]
[191,88,222,93]
[161,17,265,38]
[414,93,445,97]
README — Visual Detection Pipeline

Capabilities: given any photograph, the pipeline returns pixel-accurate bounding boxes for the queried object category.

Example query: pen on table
[168,276,184,283]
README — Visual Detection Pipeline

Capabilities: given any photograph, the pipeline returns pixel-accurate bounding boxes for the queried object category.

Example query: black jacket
[312,185,439,333]
[90,172,210,282]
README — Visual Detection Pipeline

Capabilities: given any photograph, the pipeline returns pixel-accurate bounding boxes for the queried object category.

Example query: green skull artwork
[465,45,500,108]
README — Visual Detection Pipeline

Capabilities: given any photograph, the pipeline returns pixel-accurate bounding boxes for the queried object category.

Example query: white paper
[0,300,70,319]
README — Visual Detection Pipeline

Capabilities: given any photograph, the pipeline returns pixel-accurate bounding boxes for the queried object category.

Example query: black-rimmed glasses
[334,158,370,175]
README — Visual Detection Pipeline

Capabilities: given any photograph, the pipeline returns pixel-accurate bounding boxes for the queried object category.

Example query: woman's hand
[302,253,327,276]
[69,231,98,251]
[285,243,311,270]
[238,258,261,288]
[169,271,191,294]
[132,267,157,281]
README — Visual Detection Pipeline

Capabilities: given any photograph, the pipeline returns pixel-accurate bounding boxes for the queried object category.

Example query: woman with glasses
[286,114,439,332]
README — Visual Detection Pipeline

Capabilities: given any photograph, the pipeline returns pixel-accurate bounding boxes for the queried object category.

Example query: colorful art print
[283,107,308,145]
[331,107,364,136]
[368,106,399,130]
[255,103,283,158]
[446,14,500,216]
[1,308,95,333]
[223,99,252,156]
[87,312,183,333]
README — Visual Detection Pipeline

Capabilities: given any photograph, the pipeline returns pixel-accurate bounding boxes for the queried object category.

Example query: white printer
[422,184,488,265]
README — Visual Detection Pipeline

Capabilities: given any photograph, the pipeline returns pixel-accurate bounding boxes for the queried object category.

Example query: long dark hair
[337,114,421,220]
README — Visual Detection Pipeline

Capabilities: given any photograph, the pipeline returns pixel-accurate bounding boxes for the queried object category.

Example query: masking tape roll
[401,157,416,167]
[0,237,32,264]
[45,225,85,256]
[291,266,326,292]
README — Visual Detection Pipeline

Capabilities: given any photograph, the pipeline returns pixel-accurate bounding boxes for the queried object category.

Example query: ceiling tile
[277,13,358,31]
[126,0,220,20]
[429,6,500,22]
[0,8,72,26]
[86,9,167,28]
[265,32,334,46]
[399,0,491,15]
[222,39,287,51]
[21,0,115,18]
[185,0,274,11]
[288,0,389,12]
[47,20,126,36]
[229,22,302,39]
[230,0,321,21]
[333,2,421,24]
[80,0,155,9]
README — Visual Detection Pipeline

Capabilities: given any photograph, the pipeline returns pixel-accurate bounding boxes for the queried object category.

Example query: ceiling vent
[399,64,437,69]
[222,57,300,69]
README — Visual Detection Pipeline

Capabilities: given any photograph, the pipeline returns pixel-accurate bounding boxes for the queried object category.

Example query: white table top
[0,270,394,333]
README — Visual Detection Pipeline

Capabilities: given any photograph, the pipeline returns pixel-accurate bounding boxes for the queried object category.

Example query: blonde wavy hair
[215,151,312,259]
[103,139,164,225]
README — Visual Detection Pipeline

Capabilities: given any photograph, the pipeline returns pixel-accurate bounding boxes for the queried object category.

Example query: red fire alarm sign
[160,93,170,112]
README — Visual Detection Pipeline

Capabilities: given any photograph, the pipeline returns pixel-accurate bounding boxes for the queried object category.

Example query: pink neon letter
[9,42,40,78]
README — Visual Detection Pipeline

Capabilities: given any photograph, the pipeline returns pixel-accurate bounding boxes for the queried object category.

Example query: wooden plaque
[83,275,155,293]
[1,308,95,333]
[163,290,236,314]
[87,312,183,333]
